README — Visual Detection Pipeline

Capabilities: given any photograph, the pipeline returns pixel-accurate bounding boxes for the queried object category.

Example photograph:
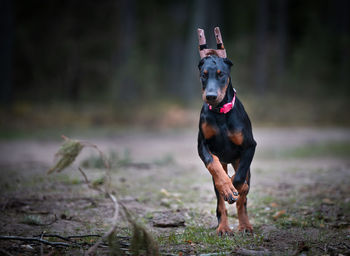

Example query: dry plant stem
[78,167,90,184]
[85,194,119,256]
[78,167,103,192]
[81,142,111,193]
[48,136,156,255]
[77,166,119,255]
[78,141,121,255]
[77,140,159,255]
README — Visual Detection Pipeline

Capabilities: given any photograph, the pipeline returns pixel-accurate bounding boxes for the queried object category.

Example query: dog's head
[197,27,233,106]
[198,56,233,106]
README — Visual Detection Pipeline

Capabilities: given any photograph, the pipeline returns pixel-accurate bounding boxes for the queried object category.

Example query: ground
[0,127,349,255]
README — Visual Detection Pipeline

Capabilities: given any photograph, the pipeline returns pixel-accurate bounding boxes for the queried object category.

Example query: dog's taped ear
[224,58,233,68]
[198,28,208,59]
[198,27,227,59]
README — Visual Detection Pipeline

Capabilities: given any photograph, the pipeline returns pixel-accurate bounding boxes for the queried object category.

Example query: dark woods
[1,0,349,108]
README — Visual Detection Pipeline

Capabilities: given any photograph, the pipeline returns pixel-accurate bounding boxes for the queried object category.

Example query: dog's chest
[201,115,243,145]
[201,113,243,162]
[202,113,241,138]
[201,120,226,139]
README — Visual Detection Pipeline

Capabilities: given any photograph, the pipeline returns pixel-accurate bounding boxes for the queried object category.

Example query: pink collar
[208,93,236,114]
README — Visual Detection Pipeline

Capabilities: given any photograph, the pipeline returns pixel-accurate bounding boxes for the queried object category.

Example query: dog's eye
[217,72,225,79]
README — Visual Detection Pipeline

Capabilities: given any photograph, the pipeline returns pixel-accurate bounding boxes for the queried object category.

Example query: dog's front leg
[232,142,256,233]
[198,131,238,204]
[213,164,233,236]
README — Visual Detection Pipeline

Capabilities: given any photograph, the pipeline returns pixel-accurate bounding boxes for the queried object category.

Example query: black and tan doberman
[197,27,257,235]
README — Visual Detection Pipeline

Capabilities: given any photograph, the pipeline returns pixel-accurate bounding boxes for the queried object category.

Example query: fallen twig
[35,234,85,247]
[0,235,73,247]
[40,234,101,240]
[18,210,50,215]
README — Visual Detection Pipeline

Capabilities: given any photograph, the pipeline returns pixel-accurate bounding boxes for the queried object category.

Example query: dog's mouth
[203,88,226,107]
[204,98,219,106]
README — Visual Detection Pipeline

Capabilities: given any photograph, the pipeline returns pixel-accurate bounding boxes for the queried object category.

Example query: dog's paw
[238,223,253,233]
[216,224,233,236]
[215,177,239,204]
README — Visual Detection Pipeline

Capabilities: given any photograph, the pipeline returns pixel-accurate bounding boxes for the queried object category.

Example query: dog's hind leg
[213,163,233,236]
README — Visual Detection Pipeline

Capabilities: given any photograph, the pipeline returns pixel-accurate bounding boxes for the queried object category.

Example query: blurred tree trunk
[255,0,269,94]
[334,0,349,89]
[166,3,186,97]
[66,44,80,102]
[58,2,81,102]
[0,0,13,105]
[166,37,184,96]
[276,0,288,79]
[114,0,136,102]
[181,0,208,104]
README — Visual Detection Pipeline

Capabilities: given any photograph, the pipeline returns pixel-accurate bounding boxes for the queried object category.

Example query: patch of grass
[116,149,133,167]
[21,215,42,225]
[285,141,350,158]
[258,141,350,159]
[81,149,134,170]
[249,193,278,206]
[250,192,335,230]
[153,154,175,166]
[57,174,82,185]
[75,226,82,232]
[157,225,264,254]
[144,212,154,220]
[92,176,105,187]
[81,151,119,169]
[81,154,106,169]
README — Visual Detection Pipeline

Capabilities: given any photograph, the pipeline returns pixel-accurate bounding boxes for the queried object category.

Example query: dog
[197,27,257,235]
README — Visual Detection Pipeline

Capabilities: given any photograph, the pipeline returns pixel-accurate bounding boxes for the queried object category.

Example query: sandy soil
[0,127,349,255]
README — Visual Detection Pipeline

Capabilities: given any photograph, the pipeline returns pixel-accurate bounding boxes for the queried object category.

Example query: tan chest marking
[228,131,244,146]
[201,122,218,139]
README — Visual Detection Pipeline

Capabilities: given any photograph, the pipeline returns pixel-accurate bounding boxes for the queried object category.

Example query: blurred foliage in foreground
[47,136,160,255]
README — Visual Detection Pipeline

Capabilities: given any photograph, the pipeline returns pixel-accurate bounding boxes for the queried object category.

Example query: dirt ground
[0,127,349,255]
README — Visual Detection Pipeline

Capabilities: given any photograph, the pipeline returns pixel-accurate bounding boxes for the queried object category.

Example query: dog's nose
[206,93,217,101]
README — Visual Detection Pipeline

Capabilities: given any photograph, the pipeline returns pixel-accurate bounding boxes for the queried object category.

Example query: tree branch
[0,235,73,247]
